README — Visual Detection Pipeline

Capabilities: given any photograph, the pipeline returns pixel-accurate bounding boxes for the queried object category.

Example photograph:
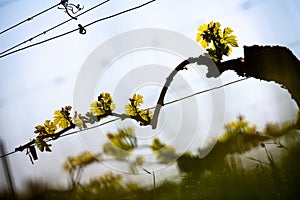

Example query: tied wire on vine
[0,77,249,159]
[0,0,156,59]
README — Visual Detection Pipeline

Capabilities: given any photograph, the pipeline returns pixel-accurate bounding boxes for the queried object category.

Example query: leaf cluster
[125,94,152,126]
[25,92,153,162]
[33,105,73,152]
[90,92,115,120]
[196,21,238,62]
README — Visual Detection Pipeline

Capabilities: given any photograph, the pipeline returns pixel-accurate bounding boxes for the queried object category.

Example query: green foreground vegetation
[1,116,300,200]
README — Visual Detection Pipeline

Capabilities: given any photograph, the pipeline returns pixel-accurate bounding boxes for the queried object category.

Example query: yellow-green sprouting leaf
[225,35,238,47]
[98,93,115,112]
[139,109,152,122]
[53,106,72,129]
[44,120,57,135]
[196,24,209,48]
[74,117,84,130]
[124,94,152,126]
[35,138,52,152]
[101,92,113,103]
[125,104,137,116]
[132,94,143,107]
[110,103,116,111]
[53,110,70,129]
[196,33,201,43]
[210,21,221,35]
[34,120,57,138]
[201,39,209,49]
[90,93,115,119]
[197,23,208,37]
[34,124,46,135]
[223,27,234,37]
[90,101,104,116]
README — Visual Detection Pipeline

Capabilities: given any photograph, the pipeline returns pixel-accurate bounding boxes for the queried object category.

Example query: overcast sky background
[0,0,300,191]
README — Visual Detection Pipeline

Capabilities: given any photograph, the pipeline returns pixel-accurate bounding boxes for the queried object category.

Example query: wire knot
[78,24,86,34]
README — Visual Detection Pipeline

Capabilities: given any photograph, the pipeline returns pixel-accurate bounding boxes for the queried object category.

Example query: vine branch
[4,54,251,161]
[15,123,75,152]
[150,55,216,129]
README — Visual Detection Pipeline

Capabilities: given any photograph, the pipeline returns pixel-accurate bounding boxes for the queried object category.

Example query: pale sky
[0,0,300,191]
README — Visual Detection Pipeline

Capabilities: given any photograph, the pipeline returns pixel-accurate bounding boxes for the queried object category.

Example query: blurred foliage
[63,151,100,187]
[151,138,177,164]
[63,151,100,173]
[219,115,264,154]
[196,21,238,62]
[177,115,297,173]
[72,173,143,200]
[2,117,300,200]
[129,156,145,173]
[88,172,123,190]
[103,127,137,160]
